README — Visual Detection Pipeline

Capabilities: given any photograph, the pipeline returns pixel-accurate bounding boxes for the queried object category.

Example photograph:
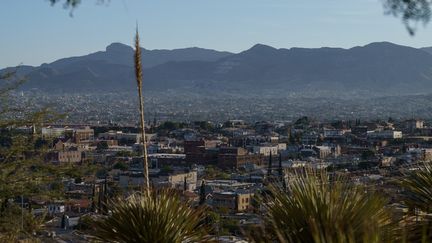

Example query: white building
[252,143,286,156]
[98,131,155,144]
[42,127,66,138]
[368,130,402,139]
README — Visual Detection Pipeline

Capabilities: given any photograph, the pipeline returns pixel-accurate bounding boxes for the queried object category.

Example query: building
[119,170,198,191]
[154,171,198,191]
[148,153,186,168]
[218,147,263,169]
[184,140,219,164]
[42,127,66,138]
[205,180,256,191]
[313,146,332,159]
[98,131,142,145]
[323,129,348,138]
[58,150,82,163]
[351,126,368,137]
[405,119,424,132]
[301,132,319,145]
[74,126,94,143]
[212,191,254,212]
[252,143,286,156]
[47,203,65,215]
[47,148,83,163]
[406,148,432,161]
[367,130,402,140]
[119,172,145,188]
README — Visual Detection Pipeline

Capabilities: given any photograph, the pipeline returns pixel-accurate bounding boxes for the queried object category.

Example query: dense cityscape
[9,91,432,124]
[3,0,432,242]
[3,114,432,241]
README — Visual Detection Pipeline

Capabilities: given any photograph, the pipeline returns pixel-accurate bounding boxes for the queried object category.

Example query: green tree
[0,71,98,239]
[96,141,109,151]
[113,161,128,171]
[383,0,432,35]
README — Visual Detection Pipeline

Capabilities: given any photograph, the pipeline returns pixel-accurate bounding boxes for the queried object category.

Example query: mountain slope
[143,42,432,94]
[1,43,233,92]
[3,42,432,95]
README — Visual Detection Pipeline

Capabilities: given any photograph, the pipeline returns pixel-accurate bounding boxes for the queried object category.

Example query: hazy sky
[1,0,432,68]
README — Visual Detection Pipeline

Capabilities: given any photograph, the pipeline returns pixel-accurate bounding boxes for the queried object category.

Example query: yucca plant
[92,190,210,242]
[399,162,432,241]
[253,170,393,243]
[134,28,150,194]
[401,162,432,213]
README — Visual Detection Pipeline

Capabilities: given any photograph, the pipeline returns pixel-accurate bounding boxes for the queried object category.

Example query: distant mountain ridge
[45,43,234,69]
[3,42,432,96]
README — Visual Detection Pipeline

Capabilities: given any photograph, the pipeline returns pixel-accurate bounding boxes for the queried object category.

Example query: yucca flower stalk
[134,28,150,195]
[92,190,210,243]
[253,169,393,243]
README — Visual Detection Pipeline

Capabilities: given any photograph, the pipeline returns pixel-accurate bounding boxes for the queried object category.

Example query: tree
[0,71,98,239]
[49,0,81,8]
[383,0,432,35]
[199,180,206,205]
[267,152,272,177]
[113,161,128,171]
[96,141,109,151]
[160,165,174,174]
[361,149,376,160]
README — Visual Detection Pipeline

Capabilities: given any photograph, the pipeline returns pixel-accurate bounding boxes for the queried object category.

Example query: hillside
[3,42,432,96]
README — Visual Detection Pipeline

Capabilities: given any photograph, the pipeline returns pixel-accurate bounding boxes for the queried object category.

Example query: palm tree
[134,28,150,195]
[253,169,393,243]
[92,190,209,242]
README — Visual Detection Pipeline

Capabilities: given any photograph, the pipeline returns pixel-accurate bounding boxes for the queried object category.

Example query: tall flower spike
[134,28,143,90]
[134,27,150,195]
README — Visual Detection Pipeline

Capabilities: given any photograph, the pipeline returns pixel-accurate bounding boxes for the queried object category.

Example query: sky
[1,0,432,68]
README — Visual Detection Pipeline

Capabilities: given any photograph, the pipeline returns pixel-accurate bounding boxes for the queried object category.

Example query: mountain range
[3,42,432,96]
